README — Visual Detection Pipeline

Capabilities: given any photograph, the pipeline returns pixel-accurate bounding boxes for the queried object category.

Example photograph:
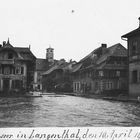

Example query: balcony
[104,64,127,70]
[0,59,14,65]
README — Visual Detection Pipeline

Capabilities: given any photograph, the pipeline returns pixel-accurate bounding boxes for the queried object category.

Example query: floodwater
[0,94,140,127]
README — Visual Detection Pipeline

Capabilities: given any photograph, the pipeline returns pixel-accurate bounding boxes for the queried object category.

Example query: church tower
[46,46,54,62]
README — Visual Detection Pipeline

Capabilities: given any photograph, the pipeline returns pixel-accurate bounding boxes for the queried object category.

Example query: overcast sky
[0,0,140,61]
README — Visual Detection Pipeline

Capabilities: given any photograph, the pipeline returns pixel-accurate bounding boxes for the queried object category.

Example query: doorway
[3,79,10,92]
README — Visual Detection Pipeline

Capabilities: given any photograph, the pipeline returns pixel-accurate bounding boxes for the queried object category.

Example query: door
[3,79,10,92]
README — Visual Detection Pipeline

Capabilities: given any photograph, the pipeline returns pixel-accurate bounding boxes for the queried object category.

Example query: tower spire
[138,17,140,28]
[29,44,31,49]
[46,46,54,62]
[7,38,10,44]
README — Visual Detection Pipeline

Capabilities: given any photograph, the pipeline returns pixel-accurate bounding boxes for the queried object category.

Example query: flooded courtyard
[0,94,140,127]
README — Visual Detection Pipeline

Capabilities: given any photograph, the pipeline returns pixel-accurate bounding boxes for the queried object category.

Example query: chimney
[138,17,140,28]
[101,43,107,48]
[3,41,6,46]
[101,43,107,54]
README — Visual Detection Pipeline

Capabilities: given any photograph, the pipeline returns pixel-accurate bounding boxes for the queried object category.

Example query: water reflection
[0,95,140,127]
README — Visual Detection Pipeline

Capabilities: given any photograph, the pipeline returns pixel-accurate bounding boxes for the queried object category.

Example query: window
[132,70,138,83]
[21,67,24,74]
[38,85,40,90]
[15,66,24,75]
[131,40,138,56]
[77,83,79,91]
[4,67,10,75]
[15,67,20,74]
[76,82,81,91]
[74,83,76,91]
[8,53,13,59]
[15,67,23,74]
[116,60,121,64]
[0,67,2,74]
[99,71,104,76]
[109,82,112,89]
[95,82,98,90]
[110,82,113,89]
[38,76,41,82]
[116,71,120,77]
[105,81,113,90]
[91,54,97,58]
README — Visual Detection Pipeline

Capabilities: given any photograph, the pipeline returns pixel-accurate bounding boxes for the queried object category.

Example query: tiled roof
[0,40,36,62]
[15,47,36,60]
[14,47,31,52]
[122,27,140,38]
[36,58,50,71]
[42,61,72,75]
[72,43,127,73]
[71,63,82,73]
[42,64,60,75]
[79,46,102,62]
[96,43,127,65]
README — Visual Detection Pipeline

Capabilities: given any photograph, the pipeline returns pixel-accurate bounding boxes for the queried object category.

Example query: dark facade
[33,58,50,91]
[72,61,94,95]
[0,40,36,95]
[33,47,58,91]
[122,17,140,97]
[42,60,75,92]
[72,43,128,96]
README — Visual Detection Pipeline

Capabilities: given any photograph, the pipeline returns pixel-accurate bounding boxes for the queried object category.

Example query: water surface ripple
[0,95,140,127]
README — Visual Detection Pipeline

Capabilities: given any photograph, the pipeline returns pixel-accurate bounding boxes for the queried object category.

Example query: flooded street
[0,94,140,127]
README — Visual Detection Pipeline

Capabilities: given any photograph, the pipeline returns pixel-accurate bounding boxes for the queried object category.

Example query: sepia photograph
[0,0,140,128]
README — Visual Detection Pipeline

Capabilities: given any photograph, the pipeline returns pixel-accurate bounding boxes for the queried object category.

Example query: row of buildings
[42,43,128,96]
[0,17,140,97]
[71,43,128,96]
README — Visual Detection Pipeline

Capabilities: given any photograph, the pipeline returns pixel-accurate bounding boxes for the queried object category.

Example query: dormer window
[8,53,13,59]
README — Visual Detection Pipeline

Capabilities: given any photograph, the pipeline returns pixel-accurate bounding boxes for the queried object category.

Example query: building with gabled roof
[42,59,76,92]
[94,43,128,95]
[33,58,50,91]
[71,43,128,96]
[122,17,140,97]
[32,46,57,91]
[0,39,36,95]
